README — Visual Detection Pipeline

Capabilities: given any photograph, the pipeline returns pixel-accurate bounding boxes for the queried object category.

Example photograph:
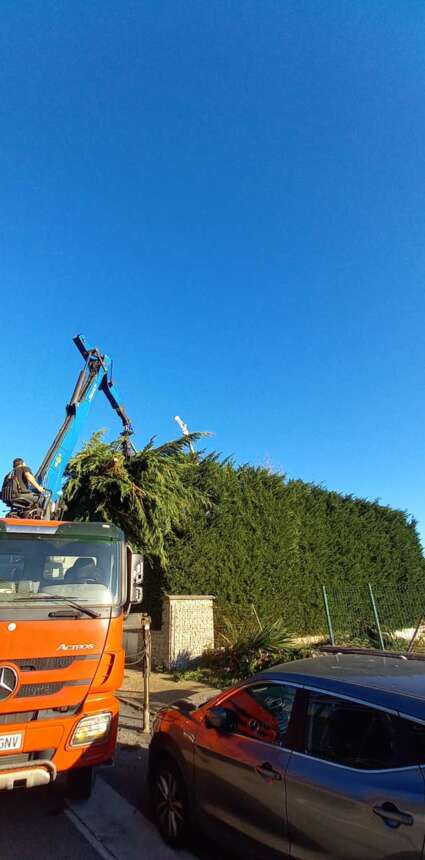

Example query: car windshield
[0,538,121,606]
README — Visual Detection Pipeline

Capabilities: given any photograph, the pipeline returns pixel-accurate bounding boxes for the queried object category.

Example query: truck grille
[17,680,91,698]
[0,750,55,766]
[14,655,99,672]
[17,683,63,698]
[15,657,74,671]
[0,704,81,725]
[0,712,35,725]
[0,656,97,707]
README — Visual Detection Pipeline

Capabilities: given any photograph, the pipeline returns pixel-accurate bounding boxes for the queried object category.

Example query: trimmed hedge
[63,438,424,634]
[148,461,424,633]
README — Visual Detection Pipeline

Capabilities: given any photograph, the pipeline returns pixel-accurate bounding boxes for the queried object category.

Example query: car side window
[401,719,425,766]
[224,683,296,745]
[304,692,405,770]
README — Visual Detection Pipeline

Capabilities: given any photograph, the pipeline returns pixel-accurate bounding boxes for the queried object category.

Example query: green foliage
[160,460,302,616]
[63,434,425,634]
[63,430,208,567]
[216,612,295,679]
[162,467,424,633]
[172,639,313,688]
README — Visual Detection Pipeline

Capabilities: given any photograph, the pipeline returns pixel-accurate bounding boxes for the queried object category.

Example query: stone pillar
[151,594,215,670]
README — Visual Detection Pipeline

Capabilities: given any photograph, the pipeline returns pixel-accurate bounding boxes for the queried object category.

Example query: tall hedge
[152,462,424,632]
[63,438,424,634]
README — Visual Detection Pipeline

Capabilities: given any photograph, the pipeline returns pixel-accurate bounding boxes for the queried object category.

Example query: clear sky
[1,2,425,538]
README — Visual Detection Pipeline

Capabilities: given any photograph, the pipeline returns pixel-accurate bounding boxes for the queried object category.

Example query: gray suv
[149,648,425,858]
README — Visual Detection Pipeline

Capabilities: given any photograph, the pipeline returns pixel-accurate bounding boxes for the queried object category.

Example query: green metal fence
[322,583,425,651]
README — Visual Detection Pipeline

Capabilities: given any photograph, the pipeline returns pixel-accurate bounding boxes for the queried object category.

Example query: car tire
[151,754,190,848]
[66,765,96,800]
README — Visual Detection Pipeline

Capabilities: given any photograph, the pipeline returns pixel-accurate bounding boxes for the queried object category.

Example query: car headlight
[70,712,112,747]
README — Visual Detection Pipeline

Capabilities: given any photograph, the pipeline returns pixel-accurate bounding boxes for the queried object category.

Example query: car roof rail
[317,645,425,662]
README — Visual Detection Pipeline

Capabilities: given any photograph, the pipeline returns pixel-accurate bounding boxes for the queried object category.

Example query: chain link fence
[213,585,425,654]
[322,583,425,651]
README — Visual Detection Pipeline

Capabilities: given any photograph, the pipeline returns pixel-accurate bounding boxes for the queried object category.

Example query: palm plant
[217,611,295,678]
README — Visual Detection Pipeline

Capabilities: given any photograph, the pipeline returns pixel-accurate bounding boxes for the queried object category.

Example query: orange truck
[0,517,143,797]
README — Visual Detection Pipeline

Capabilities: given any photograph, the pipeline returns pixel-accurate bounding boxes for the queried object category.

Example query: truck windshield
[0,538,121,606]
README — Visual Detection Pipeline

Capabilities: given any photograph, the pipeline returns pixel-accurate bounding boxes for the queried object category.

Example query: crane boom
[36,335,135,508]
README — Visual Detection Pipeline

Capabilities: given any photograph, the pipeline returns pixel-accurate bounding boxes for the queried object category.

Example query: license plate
[0,733,23,752]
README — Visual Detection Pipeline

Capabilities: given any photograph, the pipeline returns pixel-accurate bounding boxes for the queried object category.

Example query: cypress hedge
[156,463,424,632]
[63,437,424,633]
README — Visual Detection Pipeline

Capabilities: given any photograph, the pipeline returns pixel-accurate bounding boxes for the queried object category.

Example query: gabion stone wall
[151,594,215,670]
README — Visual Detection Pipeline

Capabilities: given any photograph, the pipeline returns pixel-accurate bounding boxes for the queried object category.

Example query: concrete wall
[151,594,215,670]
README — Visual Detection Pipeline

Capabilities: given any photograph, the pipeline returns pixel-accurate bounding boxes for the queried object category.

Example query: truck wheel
[151,755,190,848]
[67,766,95,800]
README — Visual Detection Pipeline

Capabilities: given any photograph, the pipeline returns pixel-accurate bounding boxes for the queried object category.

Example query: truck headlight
[70,712,112,747]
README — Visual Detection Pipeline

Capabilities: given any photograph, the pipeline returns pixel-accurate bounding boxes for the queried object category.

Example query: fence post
[408,613,424,653]
[142,615,151,733]
[322,586,335,645]
[368,583,385,651]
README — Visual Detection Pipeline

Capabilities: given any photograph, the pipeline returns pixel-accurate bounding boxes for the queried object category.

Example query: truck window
[0,539,121,605]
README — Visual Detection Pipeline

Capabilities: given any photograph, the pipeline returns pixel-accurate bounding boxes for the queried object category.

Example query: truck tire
[66,765,95,800]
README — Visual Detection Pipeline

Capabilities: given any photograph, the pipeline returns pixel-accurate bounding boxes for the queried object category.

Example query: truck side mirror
[130,553,144,604]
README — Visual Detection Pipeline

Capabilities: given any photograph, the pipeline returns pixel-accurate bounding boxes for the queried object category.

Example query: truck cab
[0,517,141,796]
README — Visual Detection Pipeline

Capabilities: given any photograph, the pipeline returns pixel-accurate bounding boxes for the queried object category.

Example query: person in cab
[1,458,45,510]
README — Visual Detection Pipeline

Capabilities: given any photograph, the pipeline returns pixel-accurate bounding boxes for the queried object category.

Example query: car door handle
[373,802,414,827]
[255,762,282,781]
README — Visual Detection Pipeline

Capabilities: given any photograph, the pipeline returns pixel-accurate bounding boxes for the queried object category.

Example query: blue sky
[1,1,425,538]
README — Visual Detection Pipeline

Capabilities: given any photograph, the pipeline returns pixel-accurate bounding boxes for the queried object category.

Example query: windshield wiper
[12,595,101,619]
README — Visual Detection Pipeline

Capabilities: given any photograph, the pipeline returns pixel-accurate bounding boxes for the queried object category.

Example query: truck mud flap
[0,759,56,790]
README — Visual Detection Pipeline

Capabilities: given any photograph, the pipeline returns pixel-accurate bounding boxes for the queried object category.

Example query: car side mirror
[205,706,235,732]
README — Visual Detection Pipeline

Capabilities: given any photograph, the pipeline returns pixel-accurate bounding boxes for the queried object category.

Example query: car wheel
[66,765,96,800]
[151,755,190,848]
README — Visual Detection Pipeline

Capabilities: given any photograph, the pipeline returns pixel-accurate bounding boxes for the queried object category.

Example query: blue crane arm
[36,335,135,503]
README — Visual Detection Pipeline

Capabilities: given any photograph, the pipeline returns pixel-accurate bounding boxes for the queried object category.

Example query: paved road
[0,738,202,860]
[0,674,226,860]
[0,778,101,860]
[0,763,196,860]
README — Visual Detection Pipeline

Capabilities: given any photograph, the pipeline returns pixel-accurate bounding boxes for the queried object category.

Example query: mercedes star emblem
[0,666,18,700]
